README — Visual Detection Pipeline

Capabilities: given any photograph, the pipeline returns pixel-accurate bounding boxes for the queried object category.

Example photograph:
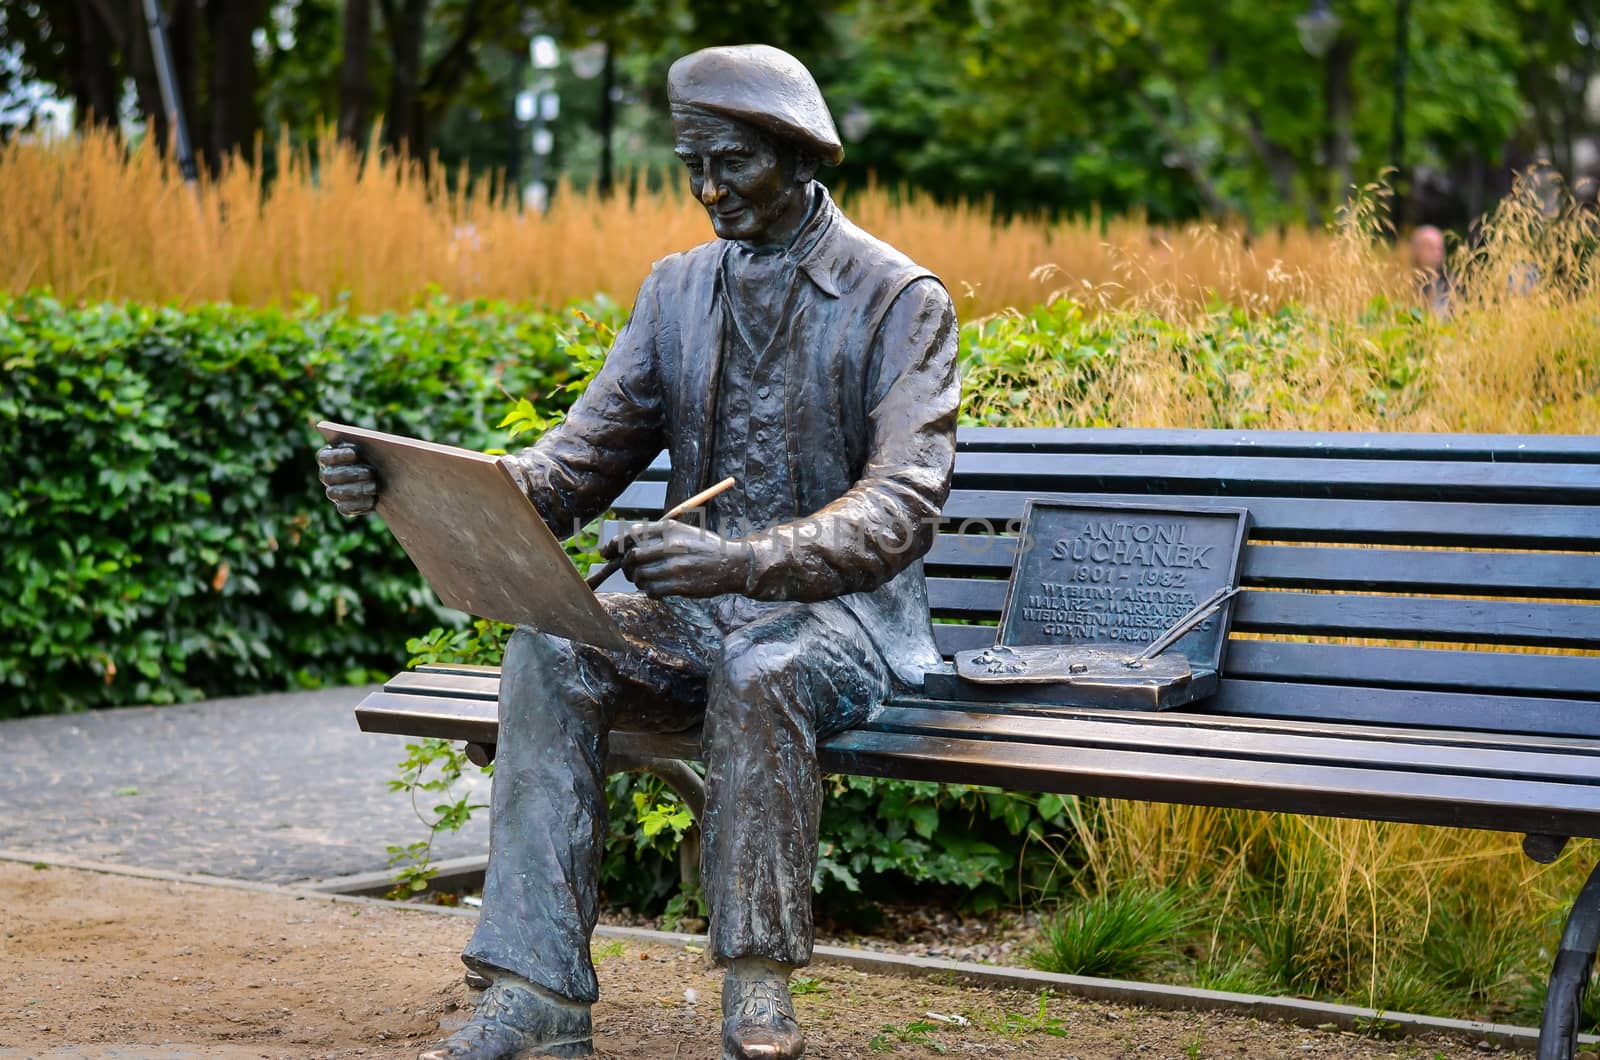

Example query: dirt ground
[0,861,1506,1060]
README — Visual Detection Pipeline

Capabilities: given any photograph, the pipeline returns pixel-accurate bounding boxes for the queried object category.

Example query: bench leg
[1538,854,1600,1060]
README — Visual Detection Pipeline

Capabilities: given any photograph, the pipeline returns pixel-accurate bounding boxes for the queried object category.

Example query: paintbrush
[584,475,738,590]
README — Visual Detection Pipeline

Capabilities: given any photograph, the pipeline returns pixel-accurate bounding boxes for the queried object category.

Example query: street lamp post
[518,34,561,213]
[139,0,198,184]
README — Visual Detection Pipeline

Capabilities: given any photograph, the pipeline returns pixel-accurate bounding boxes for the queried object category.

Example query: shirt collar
[724,183,842,299]
[783,183,842,298]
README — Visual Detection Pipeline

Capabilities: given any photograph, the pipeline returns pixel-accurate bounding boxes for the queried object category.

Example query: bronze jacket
[505,186,960,688]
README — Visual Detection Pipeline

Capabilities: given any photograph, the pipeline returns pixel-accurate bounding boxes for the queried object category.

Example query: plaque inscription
[997,502,1250,671]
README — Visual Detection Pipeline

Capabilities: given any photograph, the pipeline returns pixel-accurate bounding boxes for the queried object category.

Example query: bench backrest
[605,428,1600,740]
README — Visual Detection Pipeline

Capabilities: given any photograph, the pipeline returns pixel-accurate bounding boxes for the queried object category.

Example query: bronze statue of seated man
[319,43,959,1060]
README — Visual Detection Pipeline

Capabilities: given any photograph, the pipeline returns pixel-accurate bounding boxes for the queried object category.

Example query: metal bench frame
[357,427,1600,1058]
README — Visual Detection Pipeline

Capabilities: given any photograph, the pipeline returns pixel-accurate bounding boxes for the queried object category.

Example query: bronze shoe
[418,977,593,1060]
[721,971,805,1060]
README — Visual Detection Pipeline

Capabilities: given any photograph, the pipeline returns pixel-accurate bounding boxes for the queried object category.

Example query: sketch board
[317,421,626,651]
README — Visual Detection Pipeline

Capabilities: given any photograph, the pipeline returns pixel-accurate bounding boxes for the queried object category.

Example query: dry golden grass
[961,180,1600,436]
[0,128,1395,317]
[1055,794,1590,1012]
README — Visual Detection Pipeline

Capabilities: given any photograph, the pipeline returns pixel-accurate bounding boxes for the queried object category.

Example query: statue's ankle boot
[721,961,805,1060]
[418,976,593,1060]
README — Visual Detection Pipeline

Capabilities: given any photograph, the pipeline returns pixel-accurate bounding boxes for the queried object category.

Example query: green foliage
[405,619,514,671]
[1027,887,1196,980]
[956,293,1435,430]
[869,1018,946,1053]
[0,291,620,718]
[384,737,489,900]
[598,771,699,913]
[815,778,1074,910]
[633,788,694,841]
[984,991,1069,1039]
[1416,896,1521,1004]
[789,975,827,996]
[825,0,1565,223]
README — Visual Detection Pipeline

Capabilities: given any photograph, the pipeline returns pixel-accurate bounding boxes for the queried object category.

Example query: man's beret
[668,45,844,166]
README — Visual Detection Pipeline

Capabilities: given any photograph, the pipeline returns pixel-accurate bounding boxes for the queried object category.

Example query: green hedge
[0,293,617,717]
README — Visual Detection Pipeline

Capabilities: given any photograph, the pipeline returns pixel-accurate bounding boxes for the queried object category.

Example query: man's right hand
[318,443,379,517]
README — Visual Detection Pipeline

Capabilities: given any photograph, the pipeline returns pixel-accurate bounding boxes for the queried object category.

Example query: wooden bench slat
[1231,591,1600,648]
[923,626,1600,706]
[866,705,1600,783]
[381,662,1600,743]
[377,675,1600,758]
[389,670,499,700]
[629,429,1600,463]
[1222,641,1600,698]
[1236,544,1600,598]
[952,427,1600,463]
[1205,679,1600,739]
[923,537,1600,599]
[920,580,1600,648]
[381,667,1600,752]
[354,688,1600,836]
[937,492,1600,547]
[821,729,1600,838]
[360,685,1600,778]
[891,695,1600,755]
[357,690,499,744]
[609,482,1600,548]
[942,451,1600,499]
[413,662,503,678]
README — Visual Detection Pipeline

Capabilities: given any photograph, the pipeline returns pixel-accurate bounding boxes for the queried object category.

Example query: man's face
[1411,227,1446,272]
[673,110,808,243]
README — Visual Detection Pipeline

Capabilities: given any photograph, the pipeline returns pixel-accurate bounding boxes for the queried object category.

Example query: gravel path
[1,861,1504,1060]
[0,688,489,883]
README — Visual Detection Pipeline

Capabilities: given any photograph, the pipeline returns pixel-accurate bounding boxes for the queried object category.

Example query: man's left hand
[608,520,752,598]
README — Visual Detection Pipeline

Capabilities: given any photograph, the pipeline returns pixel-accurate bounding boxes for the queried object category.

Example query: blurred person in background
[1410,225,1453,315]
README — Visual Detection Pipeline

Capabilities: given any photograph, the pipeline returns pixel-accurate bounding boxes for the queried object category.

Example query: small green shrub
[984,990,1069,1038]
[1026,886,1195,980]
[1418,896,1523,1004]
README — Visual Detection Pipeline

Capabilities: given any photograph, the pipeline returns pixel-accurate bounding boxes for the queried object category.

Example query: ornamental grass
[1,126,1392,318]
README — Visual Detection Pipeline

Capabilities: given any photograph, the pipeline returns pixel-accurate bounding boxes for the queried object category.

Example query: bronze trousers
[462,592,892,1003]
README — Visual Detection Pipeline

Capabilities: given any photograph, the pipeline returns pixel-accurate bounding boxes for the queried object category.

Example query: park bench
[354,426,1600,1059]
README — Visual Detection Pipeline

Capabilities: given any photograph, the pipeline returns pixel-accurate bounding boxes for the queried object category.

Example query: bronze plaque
[997,501,1249,671]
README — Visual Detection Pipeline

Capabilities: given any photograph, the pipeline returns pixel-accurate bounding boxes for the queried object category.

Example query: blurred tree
[0,0,1590,224]
[337,0,373,142]
[0,0,268,164]
[820,0,1542,225]
[523,0,837,193]
[1511,0,1599,190]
